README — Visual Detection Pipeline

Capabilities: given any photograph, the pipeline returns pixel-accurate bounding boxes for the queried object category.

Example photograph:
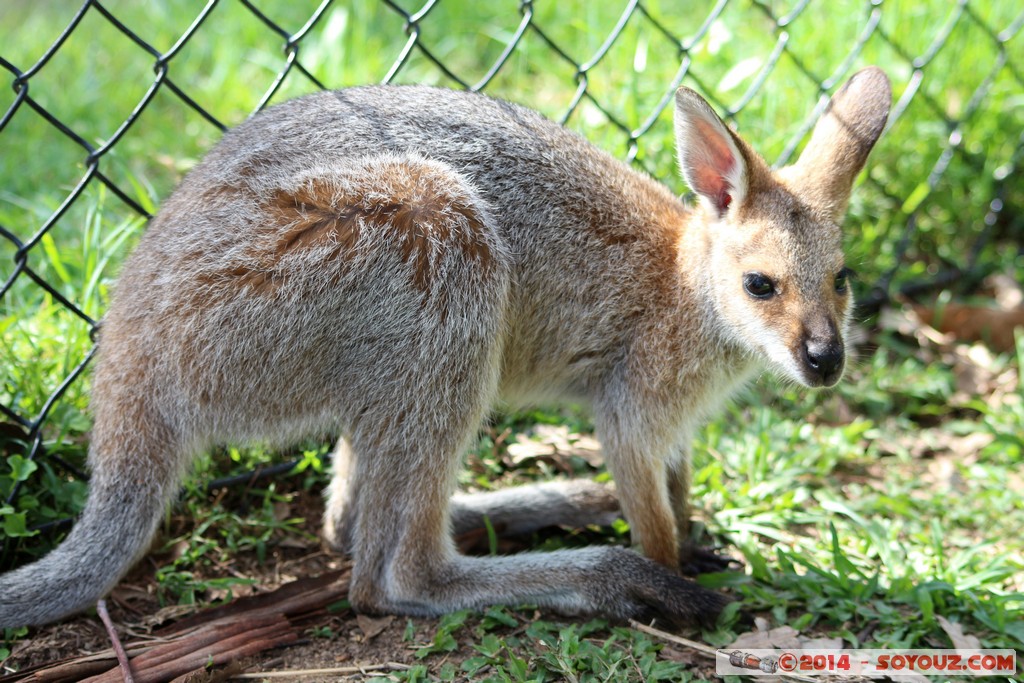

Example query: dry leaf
[878,305,951,347]
[726,619,801,650]
[914,303,1024,353]
[505,438,553,462]
[109,584,154,603]
[272,501,292,522]
[506,425,604,468]
[799,636,844,649]
[659,646,699,665]
[982,273,1023,310]
[948,342,1020,408]
[141,603,200,628]
[206,582,256,603]
[937,615,982,650]
[356,614,393,640]
[947,432,995,459]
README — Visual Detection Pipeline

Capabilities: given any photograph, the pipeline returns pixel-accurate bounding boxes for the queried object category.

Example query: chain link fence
[1,0,1022,568]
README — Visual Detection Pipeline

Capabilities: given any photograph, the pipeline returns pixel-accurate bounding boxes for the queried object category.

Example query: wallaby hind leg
[346,410,728,625]
[342,334,725,624]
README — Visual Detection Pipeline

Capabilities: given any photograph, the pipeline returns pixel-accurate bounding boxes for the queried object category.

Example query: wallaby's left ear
[780,66,892,222]
[674,87,749,220]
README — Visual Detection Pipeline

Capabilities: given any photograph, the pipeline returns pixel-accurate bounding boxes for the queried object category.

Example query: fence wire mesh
[1,0,1022,567]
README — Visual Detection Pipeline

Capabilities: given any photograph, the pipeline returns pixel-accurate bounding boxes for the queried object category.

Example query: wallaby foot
[349,543,729,628]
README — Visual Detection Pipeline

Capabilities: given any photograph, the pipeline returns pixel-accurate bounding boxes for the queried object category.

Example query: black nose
[803,338,844,386]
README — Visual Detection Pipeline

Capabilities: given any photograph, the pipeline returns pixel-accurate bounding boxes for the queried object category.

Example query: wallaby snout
[801,331,845,387]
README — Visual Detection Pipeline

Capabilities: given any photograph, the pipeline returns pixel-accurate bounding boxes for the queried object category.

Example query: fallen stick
[96,600,135,683]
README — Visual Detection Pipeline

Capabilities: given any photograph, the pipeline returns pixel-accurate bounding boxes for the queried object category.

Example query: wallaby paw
[630,574,731,630]
[678,542,741,576]
[588,548,730,629]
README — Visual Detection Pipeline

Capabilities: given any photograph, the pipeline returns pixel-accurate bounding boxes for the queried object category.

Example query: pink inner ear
[696,118,737,173]
[693,166,734,215]
[689,118,737,215]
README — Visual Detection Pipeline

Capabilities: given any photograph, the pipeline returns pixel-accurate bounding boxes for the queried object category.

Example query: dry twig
[96,600,135,683]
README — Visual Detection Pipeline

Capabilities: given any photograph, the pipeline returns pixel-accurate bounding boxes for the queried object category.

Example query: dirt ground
[2,548,487,681]
[1,484,655,682]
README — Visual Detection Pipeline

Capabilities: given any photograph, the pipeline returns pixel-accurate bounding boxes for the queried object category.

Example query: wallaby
[0,67,891,629]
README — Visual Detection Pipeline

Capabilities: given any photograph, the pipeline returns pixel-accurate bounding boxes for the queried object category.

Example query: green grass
[403,610,692,681]
[2,0,1023,679]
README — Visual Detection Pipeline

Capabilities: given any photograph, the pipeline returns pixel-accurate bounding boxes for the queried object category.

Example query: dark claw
[734,606,756,629]
[678,543,743,576]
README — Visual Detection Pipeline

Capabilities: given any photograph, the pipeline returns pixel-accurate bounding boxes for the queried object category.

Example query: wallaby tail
[450,479,621,537]
[0,403,184,628]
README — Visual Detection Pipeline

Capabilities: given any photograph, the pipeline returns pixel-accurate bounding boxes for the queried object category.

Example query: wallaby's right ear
[674,88,748,220]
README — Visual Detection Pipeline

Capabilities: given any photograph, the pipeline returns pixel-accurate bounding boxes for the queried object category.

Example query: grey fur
[0,70,890,628]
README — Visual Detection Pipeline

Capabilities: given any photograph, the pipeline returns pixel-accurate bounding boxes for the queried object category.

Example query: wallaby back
[0,69,890,628]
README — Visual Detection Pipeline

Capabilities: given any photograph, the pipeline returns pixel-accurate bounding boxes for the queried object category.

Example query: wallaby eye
[743,272,775,299]
[834,267,854,294]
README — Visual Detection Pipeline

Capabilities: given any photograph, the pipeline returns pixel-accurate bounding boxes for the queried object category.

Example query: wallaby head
[674,67,891,387]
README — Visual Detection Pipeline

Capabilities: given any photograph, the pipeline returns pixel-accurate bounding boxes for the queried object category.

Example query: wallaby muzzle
[798,315,847,385]
[801,334,845,387]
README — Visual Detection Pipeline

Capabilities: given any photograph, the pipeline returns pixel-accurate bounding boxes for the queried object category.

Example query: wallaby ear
[782,66,892,222]
[674,87,747,220]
